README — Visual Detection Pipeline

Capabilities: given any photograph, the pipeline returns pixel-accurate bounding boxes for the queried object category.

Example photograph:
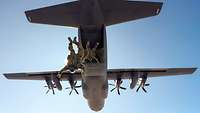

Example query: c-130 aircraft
[4,0,197,112]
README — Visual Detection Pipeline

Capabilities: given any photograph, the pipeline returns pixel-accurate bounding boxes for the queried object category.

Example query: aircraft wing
[25,1,80,27]
[101,0,163,26]
[107,68,197,80]
[3,71,82,81]
[4,68,197,80]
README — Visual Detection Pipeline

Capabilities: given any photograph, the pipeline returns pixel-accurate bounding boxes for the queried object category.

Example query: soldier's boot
[57,65,70,78]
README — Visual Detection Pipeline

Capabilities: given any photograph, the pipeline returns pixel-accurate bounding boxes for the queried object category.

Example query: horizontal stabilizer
[25,1,80,27]
[101,0,163,26]
[25,0,163,27]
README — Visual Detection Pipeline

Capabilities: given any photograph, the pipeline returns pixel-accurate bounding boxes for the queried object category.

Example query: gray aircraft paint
[4,0,197,112]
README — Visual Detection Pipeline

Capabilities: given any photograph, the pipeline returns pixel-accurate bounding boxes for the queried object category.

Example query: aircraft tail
[25,0,163,27]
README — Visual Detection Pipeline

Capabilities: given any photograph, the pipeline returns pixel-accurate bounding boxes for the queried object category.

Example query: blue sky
[0,0,200,113]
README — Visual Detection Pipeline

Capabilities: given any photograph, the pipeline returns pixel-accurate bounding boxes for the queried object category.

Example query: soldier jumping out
[58,37,100,78]
[90,42,100,63]
[73,37,85,69]
[82,41,90,63]
[58,37,78,78]
[83,41,100,63]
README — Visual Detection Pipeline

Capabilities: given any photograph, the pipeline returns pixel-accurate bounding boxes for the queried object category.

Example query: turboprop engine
[52,74,62,91]
[44,74,62,95]
[130,76,138,89]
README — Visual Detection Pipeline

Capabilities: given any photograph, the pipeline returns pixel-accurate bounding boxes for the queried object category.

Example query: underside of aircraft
[4,0,197,112]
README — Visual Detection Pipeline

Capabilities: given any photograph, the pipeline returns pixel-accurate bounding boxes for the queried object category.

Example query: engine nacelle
[52,75,62,90]
[45,77,53,89]
[130,76,138,89]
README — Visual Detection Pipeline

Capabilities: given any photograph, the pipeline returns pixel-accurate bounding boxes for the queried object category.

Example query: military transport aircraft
[3,0,197,112]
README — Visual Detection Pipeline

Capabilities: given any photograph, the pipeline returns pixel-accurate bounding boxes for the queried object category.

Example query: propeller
[136,72,149,93]
[66,81,81,95]
[44,77,56,95]
[44,84,56,95]
[136,82,150,93]
[109,78,126,95]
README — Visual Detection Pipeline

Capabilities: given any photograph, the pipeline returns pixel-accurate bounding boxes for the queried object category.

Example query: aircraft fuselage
[78,0,108,111]
[79,25,108,111]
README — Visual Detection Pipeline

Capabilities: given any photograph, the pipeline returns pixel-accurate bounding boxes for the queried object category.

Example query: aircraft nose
[88,99,104,112]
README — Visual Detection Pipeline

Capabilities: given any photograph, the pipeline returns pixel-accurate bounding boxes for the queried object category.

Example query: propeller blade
[46,89,50,94]
[74,81,77,85]
[65,87,71,89]
[117,89,120,95]
[75,85,82,88]
[136,86,140,92]
[110,79,126,95]
[69,90,73,95]
[120,87,126,90]
[66,81,81,95]
[74,88,79,95]
[45,85,55,95]
[145,84,150,86]
[109,83,115,86]
[52,88,55,95]
[142,87,147,93]
[110,87,116,92]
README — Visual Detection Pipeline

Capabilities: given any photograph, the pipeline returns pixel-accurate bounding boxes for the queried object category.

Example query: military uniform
[90,42,100,63]
[58,37,78,78]
[73,37,85,70]
[73,37,85,63]
[83,41,100,63]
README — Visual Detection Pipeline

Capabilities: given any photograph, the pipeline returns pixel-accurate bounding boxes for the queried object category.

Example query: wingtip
[186,67,198,75]
[193,67,198,73]
[3,73,10,79]
[24,11,32,22]
[155,2,163,15]
[3,73,27,79]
